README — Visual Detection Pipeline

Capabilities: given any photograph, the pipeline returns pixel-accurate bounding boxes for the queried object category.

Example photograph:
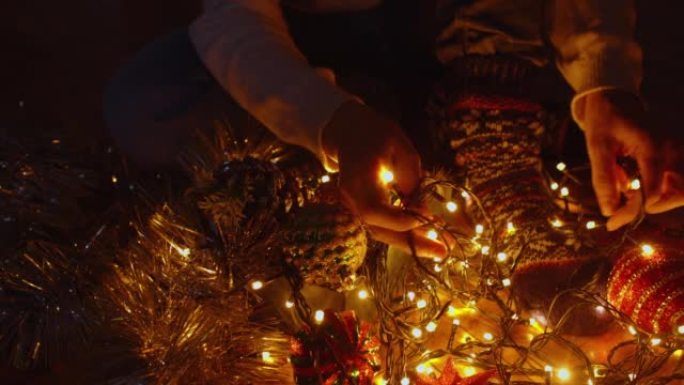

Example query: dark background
[1,0,683,222]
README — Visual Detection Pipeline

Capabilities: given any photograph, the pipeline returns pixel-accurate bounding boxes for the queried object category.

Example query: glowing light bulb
[678,325,684,334]
[506,222,516,234]
[320,174,331,183]
[481,246,490,255]
[496,252,508,262]
[416,299,428,309]
[357,289,369,300]
[314,310,325,324]
[595,305,606,315]
[111,175,118,184]
[560,187,570,197]
[650,337,662,346]
[557,368,570,381]
[178,247,191,257]
[463,367,477,377]
[401,377,411,385]
[544,365,553,373]
[556,162,567,172]
[483,332,494,341]
[250,280,264,290]
[426,229,439,241]
[416,363,428,374]
[433,264,443,272]
[261,351,275,364]
[426,322,437,332]
[446,201,458,212]
[588,380,594,385]
[379,167,395,184]
[376,378,388,385]
[586,220,597,230]
[453,318,461,326]
[550,182,560,191]
[628,325,637,335]
[461,191,470,199]
[628,373,636,381]
[674,349,683,357]
[630,179,641,190]
[641,244,655,257]
[285,300,294,309]
[551,218,563,228]
[411,327,423,338]
[502,278,511,287]
[475,224,484,235]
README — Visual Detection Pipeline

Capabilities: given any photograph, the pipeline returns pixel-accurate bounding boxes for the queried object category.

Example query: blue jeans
[104,29,234,167]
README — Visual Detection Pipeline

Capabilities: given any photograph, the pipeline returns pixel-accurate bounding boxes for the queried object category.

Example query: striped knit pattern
[448,98,596,309]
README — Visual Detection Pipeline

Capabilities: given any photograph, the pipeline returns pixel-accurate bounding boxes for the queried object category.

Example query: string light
[425,322,437,332]
[506,222,516,234]
[453,318,461,326]
[551,218,563,228]
[446,201,458,212]
[628,325,637,335]
[594,305,606,315]
[433,264,443,272]
[556,162,567,172]
[650,337,662,346]
[379,167,395,184]
[502,278,511,287]
[314,310,325,324]
[544,365,553,374]
[320,174,331,183]
[560,187,570,197]
[358,289,369,300]
[426,229,439,241]
[630,179,641,190]
[401,376,411,385]
[481,246,490,255]
[261,351,275,364]
[557,368,571,381]
[411,327,423,338]
[376,377,388,385]
[496,252,508,262]
[678,325,684,334]
[641,244,655,257]
[407,291,416,301]
[416,299,428,309]
[178,247,191,258]
[628,373,636,381]
[285,300,294,309]
[111,175,118,184]
[250,280,264,290]
[475,224,484,235]
[586,220,597,230]
[550,182,560,191]
[463,367,477,376]
[483,332,493,341]
[416,363,432,374]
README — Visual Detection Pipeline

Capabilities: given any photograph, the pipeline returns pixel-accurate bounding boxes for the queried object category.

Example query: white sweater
[189,0,642,172]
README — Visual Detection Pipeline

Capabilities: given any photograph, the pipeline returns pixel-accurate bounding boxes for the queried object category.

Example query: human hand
[577,90,684,230]
[322,101,447,258]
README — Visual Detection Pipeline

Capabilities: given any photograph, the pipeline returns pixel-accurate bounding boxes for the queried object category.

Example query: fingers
[646,171,684,213]
[392,141,422,200]
[586,134,621,216]
[368,226,447,259]
[606,191,641,231]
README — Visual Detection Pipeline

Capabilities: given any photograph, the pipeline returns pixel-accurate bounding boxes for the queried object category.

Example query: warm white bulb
[506,222,516,234]
[557,368,571,381]
[416,363,428,374]
[630,179,641,190]
[446,201,458,212]
[551,218,563,228]
[111,175,118,184]
[314,310,325,323]
[544,365,553,373]
[426,229,439,241]
[285,300,294,309]
[178,247,191,257]
[497,252,508,262]
[407,291,416,301]
[401,377,411,385]
[560,187,570,197]
[481,246,490,255]
[463,367,477,377]
[357,289,369,300]
[261,351,275,363]
[452,318,461,326]
[475,224,484,235]
[595,305,606,315]
[433,264,443,272]
[641,244,655,257]
[502,278,511,287]
[483,332,493,341]
[250,280,264,290]
[678,325,684,334]
[651,337,662,346]
[426,322,437,332]
[411,327,423,338]
[320,174,331,183]
[550,182,560,191]
[416,299,428,309]
[556,162,567,172]
[628,325,637,335]
[586,220,597,230]
[380,168,395,184]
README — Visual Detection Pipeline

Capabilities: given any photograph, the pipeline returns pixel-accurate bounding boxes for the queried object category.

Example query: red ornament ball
[607,244,684,334]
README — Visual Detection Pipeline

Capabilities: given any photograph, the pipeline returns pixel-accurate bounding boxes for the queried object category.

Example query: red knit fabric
[448,95,542,117]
